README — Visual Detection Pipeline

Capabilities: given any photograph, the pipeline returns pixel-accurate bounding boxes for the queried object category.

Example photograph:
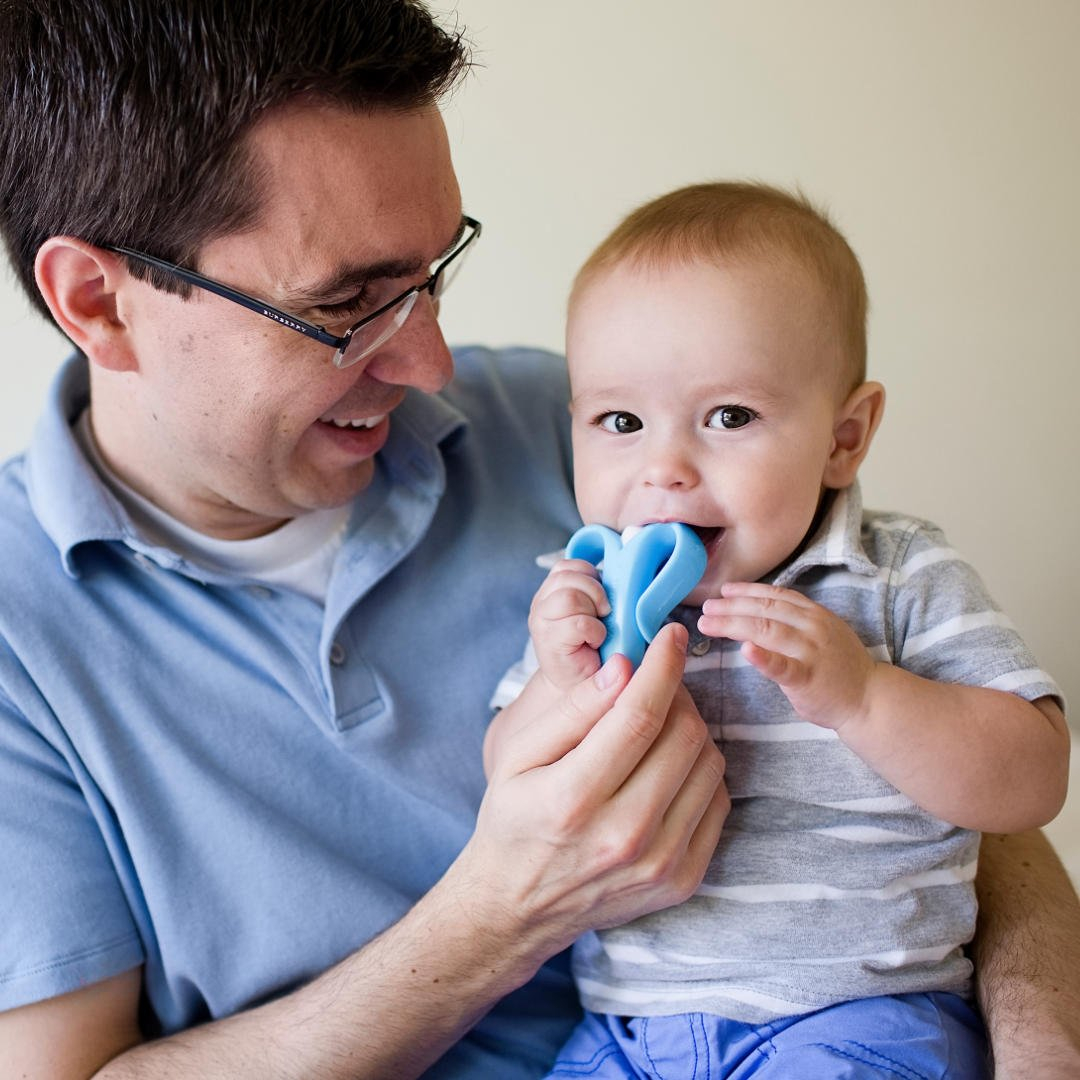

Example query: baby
[488,182,1068,1077]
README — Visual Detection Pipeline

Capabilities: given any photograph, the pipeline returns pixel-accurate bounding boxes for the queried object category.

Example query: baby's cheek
[685,568,728,608]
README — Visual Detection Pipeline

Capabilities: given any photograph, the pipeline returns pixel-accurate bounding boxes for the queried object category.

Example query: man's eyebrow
[285,218,469,308]
[286,257,423,308]
[440,217,469,257]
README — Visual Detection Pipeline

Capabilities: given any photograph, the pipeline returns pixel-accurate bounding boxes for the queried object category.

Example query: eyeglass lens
[333,231,475,370]
[335,293,421,369]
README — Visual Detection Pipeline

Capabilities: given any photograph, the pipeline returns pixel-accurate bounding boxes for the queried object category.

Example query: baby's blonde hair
[570,181,869,389]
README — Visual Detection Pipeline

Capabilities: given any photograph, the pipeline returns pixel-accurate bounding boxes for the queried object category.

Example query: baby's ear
[823,381,885,489]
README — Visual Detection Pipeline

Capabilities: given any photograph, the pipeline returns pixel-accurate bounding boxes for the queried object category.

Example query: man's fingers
[570,623,691,799]
[491,622,688,793]
[477,622,729,938]
[612,681,721,836]
[673,772,730,898]
[586,693,728,921]
[493,654,633,777]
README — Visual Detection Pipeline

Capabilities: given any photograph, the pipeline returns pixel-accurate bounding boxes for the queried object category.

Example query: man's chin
[294,460,378,513]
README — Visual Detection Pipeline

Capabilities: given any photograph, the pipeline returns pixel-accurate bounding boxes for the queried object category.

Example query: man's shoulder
[443,345,571,465]
[0,452,83,681]
[447,344,569,407]
[0,454,44,561]
[0,447,28,493]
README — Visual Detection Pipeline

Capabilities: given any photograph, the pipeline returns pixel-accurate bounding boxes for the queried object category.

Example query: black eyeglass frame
[105,215,481,366]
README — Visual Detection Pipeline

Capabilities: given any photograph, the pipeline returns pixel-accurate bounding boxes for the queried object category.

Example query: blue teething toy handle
[566,522,707,667]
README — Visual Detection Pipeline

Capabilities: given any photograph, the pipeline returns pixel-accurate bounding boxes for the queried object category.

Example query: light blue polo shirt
[0,347,584,1077]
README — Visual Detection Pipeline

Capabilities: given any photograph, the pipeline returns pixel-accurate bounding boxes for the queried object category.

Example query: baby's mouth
[620,522,725,557]
[690,525,725,555]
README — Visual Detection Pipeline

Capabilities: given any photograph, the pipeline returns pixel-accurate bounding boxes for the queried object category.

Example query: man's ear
[823,380,886,489]
[34,237,138,372]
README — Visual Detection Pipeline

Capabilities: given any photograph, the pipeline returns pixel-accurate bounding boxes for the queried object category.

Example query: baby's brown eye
[598,411,643,434]
[707,405,757,430]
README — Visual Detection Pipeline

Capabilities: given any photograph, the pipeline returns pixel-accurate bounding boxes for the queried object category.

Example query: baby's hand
[529,558,611,690]
[698,582,877,731]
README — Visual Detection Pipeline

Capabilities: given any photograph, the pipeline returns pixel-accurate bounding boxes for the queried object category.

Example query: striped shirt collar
[771,482,878,589]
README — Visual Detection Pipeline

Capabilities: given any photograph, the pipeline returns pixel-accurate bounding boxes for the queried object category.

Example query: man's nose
[365,291,454,393]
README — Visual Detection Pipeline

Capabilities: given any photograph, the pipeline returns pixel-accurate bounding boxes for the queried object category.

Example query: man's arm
[1,970,143,1078]
[1,624,727,1079]
[975,830,1080,1079]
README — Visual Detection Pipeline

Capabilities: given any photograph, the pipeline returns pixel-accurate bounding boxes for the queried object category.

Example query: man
[0,3,1076,1077]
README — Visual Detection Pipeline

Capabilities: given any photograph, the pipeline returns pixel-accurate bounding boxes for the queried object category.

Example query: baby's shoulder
[859,507,953,569]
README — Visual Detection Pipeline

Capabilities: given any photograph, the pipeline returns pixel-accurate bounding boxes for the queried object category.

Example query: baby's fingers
[699,586,832,648]
[532,562,610,618]
[697,606,815,658]
[741,641,809,687]
[716,581,817,609]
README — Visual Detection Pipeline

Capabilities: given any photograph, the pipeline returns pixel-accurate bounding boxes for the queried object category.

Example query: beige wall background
[431,0,1080,725]
[1,1,1076,724]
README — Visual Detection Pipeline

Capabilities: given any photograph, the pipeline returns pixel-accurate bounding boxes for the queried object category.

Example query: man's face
[567,256,849,603]
[104,103,463,538]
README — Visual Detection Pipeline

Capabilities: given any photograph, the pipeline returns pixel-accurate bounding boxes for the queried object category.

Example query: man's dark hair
[0,0,471,319]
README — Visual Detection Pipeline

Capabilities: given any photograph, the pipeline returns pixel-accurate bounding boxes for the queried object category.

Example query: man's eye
[319,289,375,323]
[597,411,643,434]
[706,405,758,430]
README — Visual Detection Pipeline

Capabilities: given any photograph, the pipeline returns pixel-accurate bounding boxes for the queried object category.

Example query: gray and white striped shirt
[493,483,1063,1022]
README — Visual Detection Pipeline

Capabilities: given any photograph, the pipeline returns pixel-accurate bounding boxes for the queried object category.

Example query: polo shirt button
[247,585,274,600]
[329,641,347,666]
[689,637,712,657]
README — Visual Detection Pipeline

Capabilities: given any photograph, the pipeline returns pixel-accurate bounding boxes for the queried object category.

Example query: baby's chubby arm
[699,581,1069,833]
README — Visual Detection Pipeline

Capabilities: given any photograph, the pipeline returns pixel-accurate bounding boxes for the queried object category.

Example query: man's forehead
[204,101,462,293]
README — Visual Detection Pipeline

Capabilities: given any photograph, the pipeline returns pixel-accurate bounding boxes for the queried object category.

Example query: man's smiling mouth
[322,414,386,430]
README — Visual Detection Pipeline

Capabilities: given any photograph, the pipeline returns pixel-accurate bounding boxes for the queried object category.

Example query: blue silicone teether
[565,522,707,668]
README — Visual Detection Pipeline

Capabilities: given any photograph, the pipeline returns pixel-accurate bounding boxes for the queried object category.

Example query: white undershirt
[76,410,349,603]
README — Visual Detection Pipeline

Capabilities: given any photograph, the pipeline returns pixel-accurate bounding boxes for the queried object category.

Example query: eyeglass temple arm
[105,245,342,348]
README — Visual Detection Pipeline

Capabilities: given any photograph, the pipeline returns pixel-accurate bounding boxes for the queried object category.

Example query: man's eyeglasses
[106,216,481,369]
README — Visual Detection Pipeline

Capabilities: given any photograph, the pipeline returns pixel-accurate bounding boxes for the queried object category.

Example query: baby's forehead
[571,248,827,307]
[569,251,858,388]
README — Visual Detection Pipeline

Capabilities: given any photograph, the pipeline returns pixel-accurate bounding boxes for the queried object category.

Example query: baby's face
[567,255,850,603]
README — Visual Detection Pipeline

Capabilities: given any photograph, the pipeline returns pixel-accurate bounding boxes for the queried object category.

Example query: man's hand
[699,582,876,730]
[527,557,611,690]
[473,622,729,958]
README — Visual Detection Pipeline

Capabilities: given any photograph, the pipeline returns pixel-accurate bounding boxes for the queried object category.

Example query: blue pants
[546,993,987,1079]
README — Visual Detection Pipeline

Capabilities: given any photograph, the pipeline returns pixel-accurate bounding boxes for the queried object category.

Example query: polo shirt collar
[26,354,468,579]
[26,356,130,576]
[771,482,878,588]
[378,381,468,494]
